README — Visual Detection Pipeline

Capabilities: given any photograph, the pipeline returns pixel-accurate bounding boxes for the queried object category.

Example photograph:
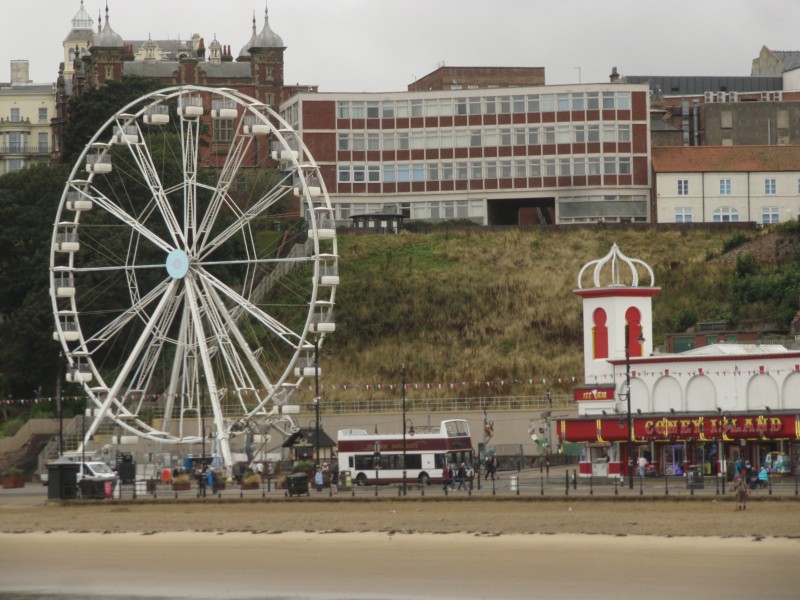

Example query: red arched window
[592,308,608,359]
[625,306,643,357]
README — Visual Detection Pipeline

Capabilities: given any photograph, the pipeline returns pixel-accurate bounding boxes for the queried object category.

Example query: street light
[314,338,320,469]
[717,408,727,482]
[625,322,644,490]
[401,363,407,496]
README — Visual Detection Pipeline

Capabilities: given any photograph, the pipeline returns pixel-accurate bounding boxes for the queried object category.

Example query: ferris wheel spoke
[198,177,292,260]
[123,130,186,249]
[84,279,180,442]
[183,276,231,444]
[198,274,277,399]
[82,185,173,254]
[80,278,173,354]
[194,135,254,254]
[199,269,304,347]
[193,282,261,410]
[121,286,184,397]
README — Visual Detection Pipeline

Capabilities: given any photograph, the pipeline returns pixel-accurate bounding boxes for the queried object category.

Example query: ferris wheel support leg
[83,281,179,444]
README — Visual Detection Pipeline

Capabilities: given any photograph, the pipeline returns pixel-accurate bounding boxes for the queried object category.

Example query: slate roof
[652,145,800,173]
[774,51,800,72]
[621,75,782,96]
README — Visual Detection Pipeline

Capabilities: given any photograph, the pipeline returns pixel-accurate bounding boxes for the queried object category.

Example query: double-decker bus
[337,419,474,486]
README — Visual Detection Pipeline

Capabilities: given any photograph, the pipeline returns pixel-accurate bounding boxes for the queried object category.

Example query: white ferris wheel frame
[49,85,338,469]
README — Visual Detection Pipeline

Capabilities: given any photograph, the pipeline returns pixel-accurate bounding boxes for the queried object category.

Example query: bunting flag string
[2,366,789,406]
[0,376,579,406]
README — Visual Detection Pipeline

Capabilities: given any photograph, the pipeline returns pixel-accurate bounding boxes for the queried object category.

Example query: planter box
[172,482,191,491]
[2,475,25,489]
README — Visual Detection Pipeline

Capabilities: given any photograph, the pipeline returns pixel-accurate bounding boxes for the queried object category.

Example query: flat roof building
[281,81,652,226]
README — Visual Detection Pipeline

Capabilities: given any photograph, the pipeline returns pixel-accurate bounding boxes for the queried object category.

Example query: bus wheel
[418,473,430,486]
[356,473,368,486]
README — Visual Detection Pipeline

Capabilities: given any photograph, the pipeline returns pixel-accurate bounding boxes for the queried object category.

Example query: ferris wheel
[49,85,338,468]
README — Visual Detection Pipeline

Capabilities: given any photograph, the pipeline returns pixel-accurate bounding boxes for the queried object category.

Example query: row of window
[335,200,484,221]
[337,156,634,183]
[336,123,632,152]
[0,131,49,152]
[677,177,797,196]
[674,206,789,224]
[4,107,49,123]
[335,91,632,119]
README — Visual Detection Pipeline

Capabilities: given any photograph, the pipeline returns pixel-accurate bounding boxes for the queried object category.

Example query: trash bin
[115,460,136,484]
[286,472,309,497]
[339,470,352,491]
[686,467,704,489]
[509,475,518,492]
[286,472,310,497]
[46,458,80,500]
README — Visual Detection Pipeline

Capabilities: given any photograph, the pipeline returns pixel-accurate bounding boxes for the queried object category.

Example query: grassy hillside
[315,224,757,399]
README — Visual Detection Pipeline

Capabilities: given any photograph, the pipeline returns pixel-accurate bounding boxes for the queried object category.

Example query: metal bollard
[565,471,569,496]
[639,474,643,496]
[516,477,520,496]
[614,477,618,496]
[589,475,593,496]
[572,469,577,490]
[492,477,496,496]
[796,474,799,496]
[715,475,720,496]
[664,472,669,496]
[769,477,773,496]
[540,475,544,496]
[397,485,401,497]
[444,485,448,497]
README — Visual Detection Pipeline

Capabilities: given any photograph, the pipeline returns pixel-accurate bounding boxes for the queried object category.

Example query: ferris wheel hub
[166,248,189,279]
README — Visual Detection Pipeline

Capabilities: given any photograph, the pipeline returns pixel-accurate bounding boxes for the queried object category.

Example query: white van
[78,461,117,482]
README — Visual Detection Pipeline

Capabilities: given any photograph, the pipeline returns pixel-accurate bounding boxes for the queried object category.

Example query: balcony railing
[0,145,51,155]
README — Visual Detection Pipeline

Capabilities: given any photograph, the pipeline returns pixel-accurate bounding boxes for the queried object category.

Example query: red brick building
[281,81,652,225]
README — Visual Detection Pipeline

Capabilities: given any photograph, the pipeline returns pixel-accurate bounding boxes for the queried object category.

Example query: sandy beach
[1,496,799,599]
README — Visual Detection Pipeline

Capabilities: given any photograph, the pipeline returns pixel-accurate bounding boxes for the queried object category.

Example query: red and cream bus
[337,419,474,486]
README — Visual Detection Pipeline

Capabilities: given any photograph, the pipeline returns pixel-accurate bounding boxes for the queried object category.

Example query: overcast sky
[3,0,800,91]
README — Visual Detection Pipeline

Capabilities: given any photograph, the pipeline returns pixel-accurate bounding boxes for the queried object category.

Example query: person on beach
[314,466,324,492]
[330,462,339,494]
[735,473,749,511]
[456,462,467,490]
[442,465,451,491]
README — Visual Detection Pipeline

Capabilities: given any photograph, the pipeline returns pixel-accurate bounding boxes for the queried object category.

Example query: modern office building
[281,82,652,226]
[0,60,55,175]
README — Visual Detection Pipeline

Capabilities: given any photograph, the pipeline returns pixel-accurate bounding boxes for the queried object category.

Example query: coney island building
[555,245,800,479]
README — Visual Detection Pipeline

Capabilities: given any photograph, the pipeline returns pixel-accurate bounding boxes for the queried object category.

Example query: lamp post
[199,373,205,468]
[314,338,320,469]
[625,323,644,490]
[401,363,407,496]
[717,409,727,482]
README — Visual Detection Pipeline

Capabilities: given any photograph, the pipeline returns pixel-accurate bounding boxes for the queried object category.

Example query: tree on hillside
[60,77,163,164]
[0,164,70,397]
